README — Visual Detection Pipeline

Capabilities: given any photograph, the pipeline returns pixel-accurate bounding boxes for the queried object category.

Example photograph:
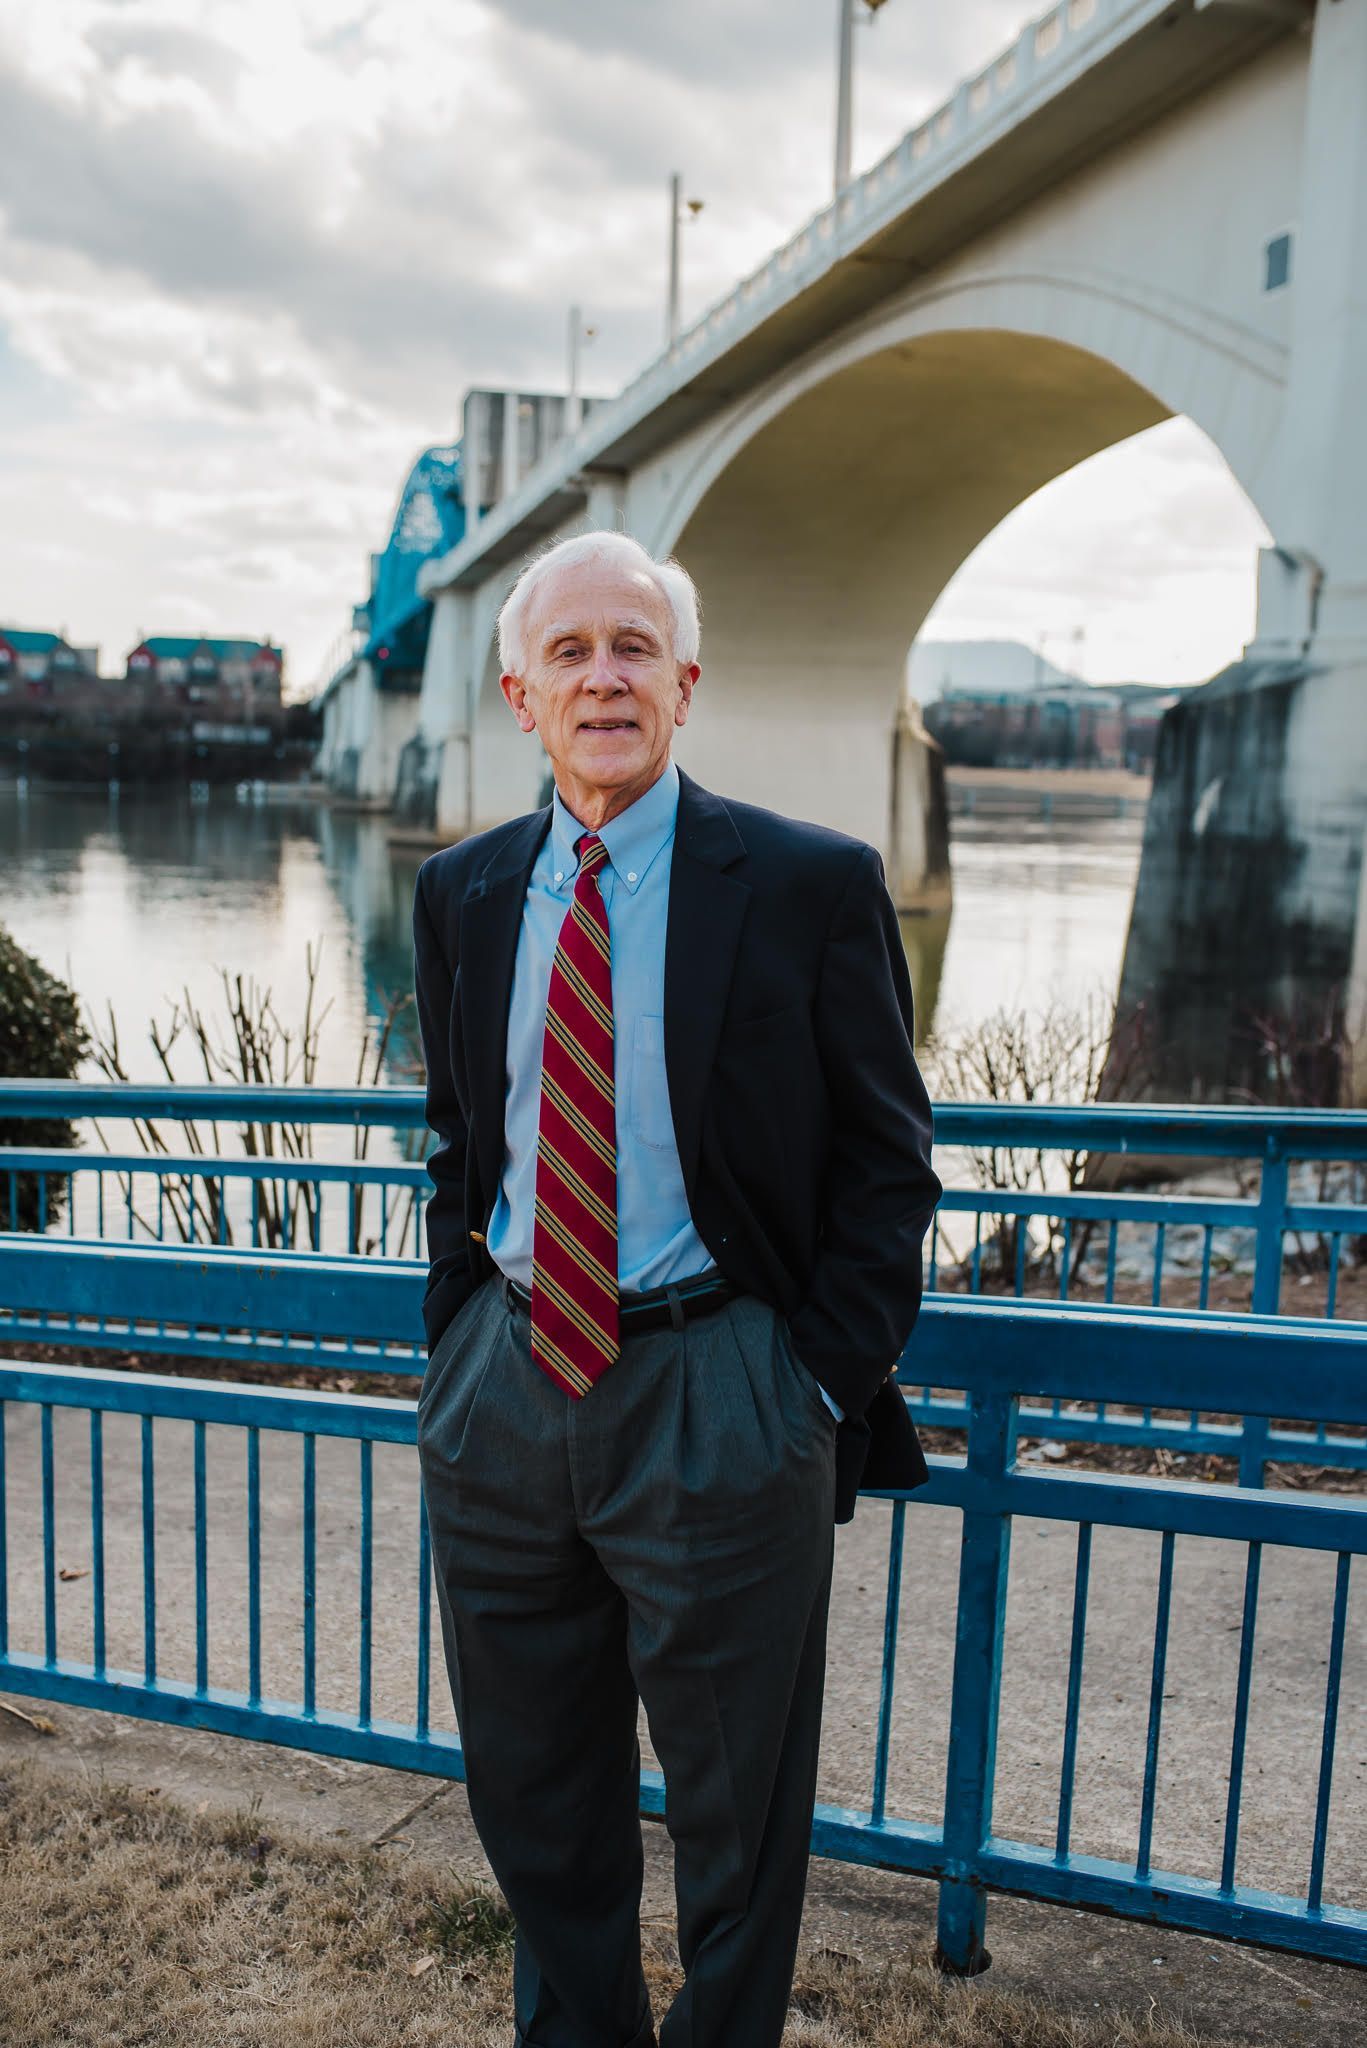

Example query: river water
[0,786,1144,1100]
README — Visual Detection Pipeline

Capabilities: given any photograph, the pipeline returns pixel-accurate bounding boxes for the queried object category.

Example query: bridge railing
[0,1264,1362,1971]
[662,0,1119,373]
[435,0,1156,580]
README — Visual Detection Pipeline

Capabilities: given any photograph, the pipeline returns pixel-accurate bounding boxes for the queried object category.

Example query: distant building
[124,635,284,704]
[909,641,1179,771]
[0,626,99,698]
[925,677,1178,771]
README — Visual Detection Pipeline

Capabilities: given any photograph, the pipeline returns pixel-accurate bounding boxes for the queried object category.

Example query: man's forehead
[530,564,668,640]
[540,610,663,645]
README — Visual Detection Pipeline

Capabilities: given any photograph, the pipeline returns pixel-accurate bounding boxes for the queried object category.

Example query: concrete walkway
[2,1393,1364,2045]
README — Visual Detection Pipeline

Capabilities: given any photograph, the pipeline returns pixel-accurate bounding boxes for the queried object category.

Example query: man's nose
[583,645,626,691]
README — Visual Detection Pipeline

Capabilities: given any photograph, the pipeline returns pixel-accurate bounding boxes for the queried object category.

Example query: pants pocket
[419,1276,493,1422]
[772,1309,836,1429]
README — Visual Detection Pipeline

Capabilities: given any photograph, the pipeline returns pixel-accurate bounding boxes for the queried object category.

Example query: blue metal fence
[0,1238,1364,1970]
[2,1232,1363,1486]
[3,1086,1364,1486]
[3,1086,1365,1319]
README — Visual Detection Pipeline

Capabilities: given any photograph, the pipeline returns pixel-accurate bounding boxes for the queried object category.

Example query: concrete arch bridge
[329,0,1367,1098]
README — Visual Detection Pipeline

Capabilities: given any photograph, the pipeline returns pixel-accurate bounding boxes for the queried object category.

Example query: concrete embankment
[946,766,1151,818]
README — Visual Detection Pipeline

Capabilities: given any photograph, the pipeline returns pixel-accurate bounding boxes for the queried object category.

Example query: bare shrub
[1232,990,1365,1277]
[81,938,424,1256]
[921,988,1154,1288]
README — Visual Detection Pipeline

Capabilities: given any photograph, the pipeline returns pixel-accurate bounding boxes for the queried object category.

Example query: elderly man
[412,530,940,2048]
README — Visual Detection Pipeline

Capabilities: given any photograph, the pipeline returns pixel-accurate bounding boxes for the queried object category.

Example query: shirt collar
[550,760,680,896]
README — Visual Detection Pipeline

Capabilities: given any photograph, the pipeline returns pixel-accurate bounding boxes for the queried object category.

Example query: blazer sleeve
[784,844,942,1417]
[412,860,476,1353]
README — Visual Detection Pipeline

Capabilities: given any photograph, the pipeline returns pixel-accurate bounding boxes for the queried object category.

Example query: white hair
[496,530,701,675]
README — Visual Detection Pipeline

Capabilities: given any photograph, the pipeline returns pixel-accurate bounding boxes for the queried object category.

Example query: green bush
[0,923,89,1231]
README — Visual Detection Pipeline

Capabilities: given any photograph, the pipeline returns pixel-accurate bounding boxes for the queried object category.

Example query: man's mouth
[579,720,635,731]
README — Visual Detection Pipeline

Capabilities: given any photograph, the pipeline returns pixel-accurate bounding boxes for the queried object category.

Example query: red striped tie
[529,831,620,1396]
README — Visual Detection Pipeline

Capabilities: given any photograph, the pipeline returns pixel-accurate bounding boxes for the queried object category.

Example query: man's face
[500,557,698,810]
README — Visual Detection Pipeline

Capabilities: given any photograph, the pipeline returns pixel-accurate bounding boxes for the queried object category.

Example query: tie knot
[575,832,609,877]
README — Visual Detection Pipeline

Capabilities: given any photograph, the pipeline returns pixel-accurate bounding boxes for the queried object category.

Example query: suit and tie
[413,761,940,2047]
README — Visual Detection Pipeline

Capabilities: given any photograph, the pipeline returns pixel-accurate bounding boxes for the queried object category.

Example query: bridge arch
[636,268,1282,894]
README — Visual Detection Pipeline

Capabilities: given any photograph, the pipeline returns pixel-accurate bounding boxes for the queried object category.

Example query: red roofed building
[124,635,284,704]
[0,627,99,698]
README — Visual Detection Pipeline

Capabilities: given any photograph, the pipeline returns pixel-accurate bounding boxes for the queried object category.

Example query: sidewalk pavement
[1,1391,1362,2045]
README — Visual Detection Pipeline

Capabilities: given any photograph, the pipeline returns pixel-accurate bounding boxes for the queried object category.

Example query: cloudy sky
[0,0,1269,696]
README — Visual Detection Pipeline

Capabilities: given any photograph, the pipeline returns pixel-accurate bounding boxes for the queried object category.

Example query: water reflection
[898,909,951,1044]
[926,814,1143,1041]
[2,787,423,1093]
[2,787,1144,1092]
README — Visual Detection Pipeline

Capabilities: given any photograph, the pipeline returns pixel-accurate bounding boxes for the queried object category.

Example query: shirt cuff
[818,1384,845,1423]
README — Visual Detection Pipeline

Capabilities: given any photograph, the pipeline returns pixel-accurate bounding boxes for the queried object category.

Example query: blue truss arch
[363,443,465,678]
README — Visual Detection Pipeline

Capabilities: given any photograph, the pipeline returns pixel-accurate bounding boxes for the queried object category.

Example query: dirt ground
[945,1259,1367,1329]
[0,1756,1350,2048]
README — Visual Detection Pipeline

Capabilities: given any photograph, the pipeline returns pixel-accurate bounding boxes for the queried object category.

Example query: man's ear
[674,662,700,728]
[500,672,537,734]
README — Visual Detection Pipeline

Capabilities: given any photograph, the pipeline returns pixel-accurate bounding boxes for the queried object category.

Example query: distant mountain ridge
[906,639,1078,705]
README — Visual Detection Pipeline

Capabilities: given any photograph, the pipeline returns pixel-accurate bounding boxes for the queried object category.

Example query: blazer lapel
[459,806,552,1210]
[665,768,749,1196]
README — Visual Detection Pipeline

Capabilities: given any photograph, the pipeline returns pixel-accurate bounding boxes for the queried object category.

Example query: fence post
[1243,1138,1288,1486]
[935,1387,1016,1975]
[1251,1136,1288,1315]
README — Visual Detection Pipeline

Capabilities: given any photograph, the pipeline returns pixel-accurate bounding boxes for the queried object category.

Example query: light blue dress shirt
[486,760,708,1293]
[486,760,843,1420]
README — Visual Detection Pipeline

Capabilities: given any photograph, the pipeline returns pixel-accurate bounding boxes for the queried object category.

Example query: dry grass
[0,1763,1245,2048]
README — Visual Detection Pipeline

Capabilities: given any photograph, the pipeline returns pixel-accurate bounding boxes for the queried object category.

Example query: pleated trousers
[416,1274,837,2048]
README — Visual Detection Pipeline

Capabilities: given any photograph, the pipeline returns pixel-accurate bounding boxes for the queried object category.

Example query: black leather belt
[500,1267,737,1334]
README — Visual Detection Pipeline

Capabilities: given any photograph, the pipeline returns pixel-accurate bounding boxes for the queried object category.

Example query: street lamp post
[566,305,596,433]
[835,0,894,196]
[834,0,856,192]
[666,174,705,348]
[667,173,683,345]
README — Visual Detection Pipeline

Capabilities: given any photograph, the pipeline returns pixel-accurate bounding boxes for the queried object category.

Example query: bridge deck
[418,0,1295,594]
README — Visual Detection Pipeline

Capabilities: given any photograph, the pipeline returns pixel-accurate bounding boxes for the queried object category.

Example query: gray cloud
[0,2,1260,689]
[0,2,1042,416]
[0,61,552,393]
[476,0,1032,101]
[477,0,828,90]
[85,18,247,92]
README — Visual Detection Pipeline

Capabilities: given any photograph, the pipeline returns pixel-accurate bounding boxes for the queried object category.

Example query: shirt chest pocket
[629,1013,677,1153]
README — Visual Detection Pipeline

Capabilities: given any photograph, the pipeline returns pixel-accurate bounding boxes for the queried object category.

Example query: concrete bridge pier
[318,660,415,808]
[314,663,358,797]
[1112,0,1367,1105]
[663,643,951,914]
[890,699,951,917]
[397,593,475,834]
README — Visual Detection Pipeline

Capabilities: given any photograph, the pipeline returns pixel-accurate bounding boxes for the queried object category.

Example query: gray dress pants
[416,1274,837,2048]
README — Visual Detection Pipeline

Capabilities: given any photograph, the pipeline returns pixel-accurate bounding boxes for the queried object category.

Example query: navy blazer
[411,766,942,1522]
